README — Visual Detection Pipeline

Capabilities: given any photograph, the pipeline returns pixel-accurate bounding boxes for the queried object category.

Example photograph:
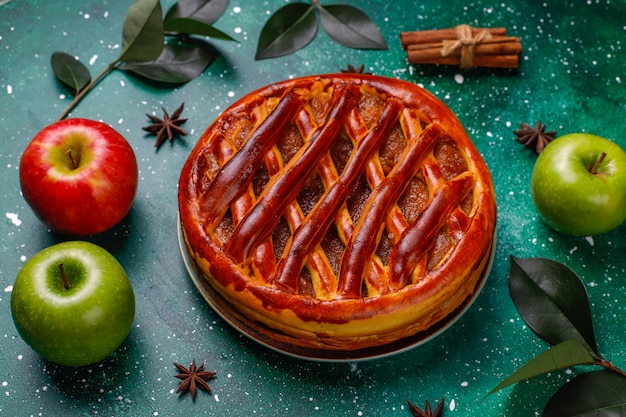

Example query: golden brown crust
[178,74,496,352]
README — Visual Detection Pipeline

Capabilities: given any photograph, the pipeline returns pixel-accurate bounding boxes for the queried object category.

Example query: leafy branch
[52,0,235,121]
[255,0,387,60]
[488,256,626,416]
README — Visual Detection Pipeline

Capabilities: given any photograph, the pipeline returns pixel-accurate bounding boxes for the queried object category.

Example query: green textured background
[1,0,625,415]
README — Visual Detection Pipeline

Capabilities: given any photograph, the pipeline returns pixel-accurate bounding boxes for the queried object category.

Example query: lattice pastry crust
[179,75,496,352]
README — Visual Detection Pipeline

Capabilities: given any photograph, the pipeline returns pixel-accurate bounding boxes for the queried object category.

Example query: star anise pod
[173,360,216,400]
[407,398,445,417]
[514,121,556,154]
[340,63,372,74]
[143,102,188,148]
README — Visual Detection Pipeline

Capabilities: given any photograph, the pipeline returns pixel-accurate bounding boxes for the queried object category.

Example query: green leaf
[317,4,387,50]
[164,0,228,25]
[50,52,91,94]
[509,256,598,354]
[488,339,599,396]
[119,0,164,63]
[164,17,237,42]
[255,3,317,60]
[543,370,626,416]
[119,41,217,84]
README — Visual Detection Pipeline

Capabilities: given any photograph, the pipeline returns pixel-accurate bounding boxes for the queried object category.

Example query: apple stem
[65,149,80,170]
[57,263,72,290]
[590,152,607,175]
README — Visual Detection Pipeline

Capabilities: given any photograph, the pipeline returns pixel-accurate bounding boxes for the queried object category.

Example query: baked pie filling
[179,74,496,352]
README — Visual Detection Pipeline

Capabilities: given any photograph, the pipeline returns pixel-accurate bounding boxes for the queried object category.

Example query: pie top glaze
[178,74,496,353]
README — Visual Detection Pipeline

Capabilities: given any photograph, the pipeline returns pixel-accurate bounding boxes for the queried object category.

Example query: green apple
[531,133,626,236]
[10,241,135,367]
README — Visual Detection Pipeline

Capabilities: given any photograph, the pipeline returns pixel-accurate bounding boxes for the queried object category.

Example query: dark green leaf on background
[164,17,237,42]
[119,0,164,63]
[543,370,626,417]
[165,0,228,25]
[509,256,598,354]
[488,339,599,396]
[255,3,317,60]
[317,5,387,50]
[50,52,91,93]
[119,42,218,84]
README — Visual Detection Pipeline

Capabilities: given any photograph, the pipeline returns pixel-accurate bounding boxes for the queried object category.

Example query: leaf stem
[57,60,120,121]
[598,358,626,378]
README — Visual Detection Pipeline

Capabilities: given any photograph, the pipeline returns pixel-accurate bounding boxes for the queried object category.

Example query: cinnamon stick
[410,54,520,69]
[408,38,522,61]
[400,27,508,49]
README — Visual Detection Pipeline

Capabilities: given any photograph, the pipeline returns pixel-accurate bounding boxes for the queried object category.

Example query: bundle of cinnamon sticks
[401,25,522,69]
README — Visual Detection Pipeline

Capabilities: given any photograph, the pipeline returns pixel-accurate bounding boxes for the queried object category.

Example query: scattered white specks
[6,212,21,226]
[214,394,220,402]
[234,27,242,34]
[6,85,12,94]
[449,399,456,411]
[118,118,124,124]
[60,94,66,100]
[1,382,7,387]
[461,381,469,387]
[20,255,26,262]
[83,13,90,19]
[569,246,578,254]
[4,286,12,293]
[454,73,464,84]
[89,54,98,65]
[585,236,594,246]
[17,355,22,360]
[617,77,622,83]
[228,91,235,97]
[233,6,241,13]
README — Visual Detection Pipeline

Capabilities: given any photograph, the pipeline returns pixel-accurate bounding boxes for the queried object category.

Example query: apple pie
[178,74,496,355]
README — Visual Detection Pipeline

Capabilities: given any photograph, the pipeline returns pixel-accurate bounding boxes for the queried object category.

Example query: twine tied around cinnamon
[440,24,492,69]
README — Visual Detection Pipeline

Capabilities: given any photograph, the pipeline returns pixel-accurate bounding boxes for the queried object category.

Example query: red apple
[19,118,138,236]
